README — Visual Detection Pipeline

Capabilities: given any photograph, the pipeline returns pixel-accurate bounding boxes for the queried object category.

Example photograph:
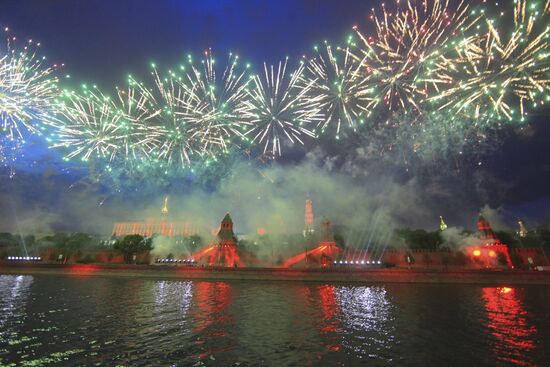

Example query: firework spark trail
[175,50,252,157]
[351,0,476,113]
[299,42,376,136]
[50,87,124,162]
[134,65,206,169]
[0,134,22,177]
[432,0,550,121]
[116,77,162,161]
[24,0,549,180]
[242,58,321,156]
[0,29,59,140]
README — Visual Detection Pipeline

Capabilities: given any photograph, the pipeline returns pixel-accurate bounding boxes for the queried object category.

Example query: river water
[0,275,549,366]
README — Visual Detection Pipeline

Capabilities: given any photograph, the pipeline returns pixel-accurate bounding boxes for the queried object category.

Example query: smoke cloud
[0,147,530,260]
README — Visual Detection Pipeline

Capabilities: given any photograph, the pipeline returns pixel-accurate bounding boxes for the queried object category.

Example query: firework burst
[126,66,206,169]
[351,0,476,113]
[0,29,59,140]
[432,0,550,121]
[14,0,548,184]
[50,86,125,162]
[299,42,376,137]
[175,50,252,156]
[242,58,321,156]
[115,76,162,161]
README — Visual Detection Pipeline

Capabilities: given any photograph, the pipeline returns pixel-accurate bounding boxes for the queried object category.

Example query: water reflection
[0,276,548,366]
[0,275,33,343]
[482,287,537,366]
[190,281,235,358]
[302,284,395,363]
[153,280,193,325]
[306,284,343,357]
[0,275,33,321]
[318,285,340,335]
[335,286,395,361]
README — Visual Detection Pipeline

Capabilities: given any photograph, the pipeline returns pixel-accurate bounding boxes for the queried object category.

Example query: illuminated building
[284,218,340,268]
[477,214,499,242]
[517,219,528,238]
[439,215,448,231]
[469,214,513,268]
[303,197,315,237]
[112,196,197,237]
[193,213,245,267]
[218,213,238,247]
[161,196,169,215]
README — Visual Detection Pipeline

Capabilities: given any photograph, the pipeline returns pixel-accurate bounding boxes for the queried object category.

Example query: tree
[494,231,519,247]
[333,233,346,248]
[187,235,203,252]
[114,235,153,263]
[396,229,443,250]
[536,225,550,249]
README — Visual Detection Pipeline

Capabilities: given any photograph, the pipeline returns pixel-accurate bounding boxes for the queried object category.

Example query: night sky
[0,0,549,233]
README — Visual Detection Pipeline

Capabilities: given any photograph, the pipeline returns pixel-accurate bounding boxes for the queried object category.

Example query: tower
[215,213,239,267]
[317,219,340,266]
[161,196,169,215]
[217,213,238,247]
[477,214,498,243]
[319,219,335,244]
[439,216,448,231]
[304,198,314,237]
[517,219,528,238]
[475,213,512,267]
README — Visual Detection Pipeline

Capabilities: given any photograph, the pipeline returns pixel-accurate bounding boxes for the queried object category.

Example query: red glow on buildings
[477,214,499,242]
[282,244,340,268]
[466,214,513,268]
[193,245,216,259]
[193,214,246,267]
[283,219,340,268]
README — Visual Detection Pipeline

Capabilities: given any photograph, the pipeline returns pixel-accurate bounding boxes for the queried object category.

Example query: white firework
[242,58,321,156]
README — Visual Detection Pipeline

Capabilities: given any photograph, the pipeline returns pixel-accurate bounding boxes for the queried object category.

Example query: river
[0,275,548,366]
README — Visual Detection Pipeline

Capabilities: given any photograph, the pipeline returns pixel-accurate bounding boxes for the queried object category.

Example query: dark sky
[0,0,549,233]
[1,0,374,86]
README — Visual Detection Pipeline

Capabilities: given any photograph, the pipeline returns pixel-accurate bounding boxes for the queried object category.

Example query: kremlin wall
[103,196,550,271]
[3,194,550,285]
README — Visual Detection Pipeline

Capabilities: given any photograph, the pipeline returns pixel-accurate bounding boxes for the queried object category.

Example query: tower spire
[304,196,314,237]
[161,196,169,215]
[477,214,498,243]
[439,215,448,231]
[517,219,528,238]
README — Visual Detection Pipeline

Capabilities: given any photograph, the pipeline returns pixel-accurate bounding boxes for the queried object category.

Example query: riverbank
[1,263,550,285]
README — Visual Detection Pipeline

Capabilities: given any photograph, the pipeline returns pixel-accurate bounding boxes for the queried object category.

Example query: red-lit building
[284,219,340,268]
[194,213,255,267]
[468,214,513,268]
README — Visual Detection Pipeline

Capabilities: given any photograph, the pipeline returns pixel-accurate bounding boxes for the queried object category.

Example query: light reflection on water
[0,275,548,367]
[482,287,538,367]
[334,286,395,360]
